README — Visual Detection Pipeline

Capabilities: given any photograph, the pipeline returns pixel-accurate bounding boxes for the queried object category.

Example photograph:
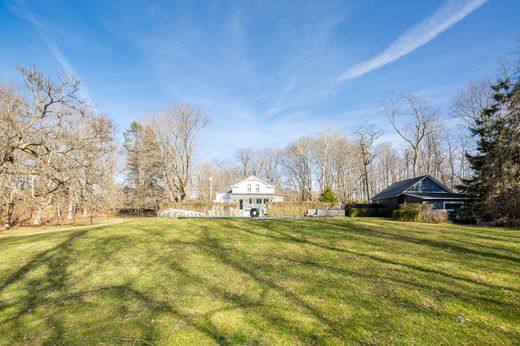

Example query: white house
[214,175,283,215]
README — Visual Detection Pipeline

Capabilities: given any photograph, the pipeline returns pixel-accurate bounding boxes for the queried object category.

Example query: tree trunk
[33,207,42,226]
[4,202,15,229]
[412,149,419,177]
[363,174,370,201]
[66,200,75,220]
[56,202,63,226]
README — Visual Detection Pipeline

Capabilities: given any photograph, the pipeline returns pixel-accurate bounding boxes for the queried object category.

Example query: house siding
[214,175,283,215]
[377,195,467,211]
[376,197,400,208]
[402,195,423,204]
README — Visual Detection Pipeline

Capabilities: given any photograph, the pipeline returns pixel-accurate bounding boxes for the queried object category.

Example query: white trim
[231,175,275,188]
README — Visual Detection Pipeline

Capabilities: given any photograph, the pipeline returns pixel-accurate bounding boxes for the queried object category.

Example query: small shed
[372,175,469,211]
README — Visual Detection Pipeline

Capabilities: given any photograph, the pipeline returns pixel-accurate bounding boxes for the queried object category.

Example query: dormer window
[255,184,260,192]
[247,184,251,192]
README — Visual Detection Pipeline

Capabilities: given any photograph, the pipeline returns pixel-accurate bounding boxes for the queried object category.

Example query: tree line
[0,50,518,228]
[0,66,117,229]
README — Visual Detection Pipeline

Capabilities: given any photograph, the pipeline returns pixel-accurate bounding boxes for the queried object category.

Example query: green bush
[398,203,423,211]
[453,209,477,224]
[392,203,447,223]
[319,187,338,202]
[349,207,395,218]
[392,209,420,221]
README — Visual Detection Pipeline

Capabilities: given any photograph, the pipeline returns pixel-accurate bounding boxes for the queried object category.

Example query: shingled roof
[372,175,457,200]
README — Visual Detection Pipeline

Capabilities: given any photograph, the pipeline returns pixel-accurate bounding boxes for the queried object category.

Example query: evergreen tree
[319,186,338,202]
[141,125,164,210]
[459,77,520,223]
[123,122,164,211]
[123,122,143,210]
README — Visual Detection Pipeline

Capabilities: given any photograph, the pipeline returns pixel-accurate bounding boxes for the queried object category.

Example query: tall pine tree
[460,76,520,224]
[123,122,164,211]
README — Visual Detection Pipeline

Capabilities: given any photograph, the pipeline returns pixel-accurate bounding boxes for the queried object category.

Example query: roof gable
[231,175,274,188]
[373,175,453,200]
[405,176,452,194]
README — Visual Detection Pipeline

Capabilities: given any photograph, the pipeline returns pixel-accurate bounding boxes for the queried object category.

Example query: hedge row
[392,209,420,221]
[392,204,448,223]
[348,204,448,223]
[160,201,240,216]
[348,207,395,218]
[268,201,341,217]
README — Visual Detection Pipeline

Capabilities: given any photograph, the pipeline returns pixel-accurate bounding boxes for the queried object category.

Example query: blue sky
[1,0,518,159]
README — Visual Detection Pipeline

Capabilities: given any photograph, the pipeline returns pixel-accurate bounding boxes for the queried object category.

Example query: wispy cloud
[339,0,487,81]
[8,0,94,105]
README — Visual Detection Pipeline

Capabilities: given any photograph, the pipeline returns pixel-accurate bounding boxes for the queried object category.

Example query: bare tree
[314,129,341,193]
[281,137,314,201]
[256,148,282,184]
[384,93,436,177]
[374,142,403,191]
[148,104,208,202]
[0,66,119,228]
[451,79,493,127]
[236,148,254,178]
[0,67,83,228]
[355,125,381,201]
[330,136,358,202]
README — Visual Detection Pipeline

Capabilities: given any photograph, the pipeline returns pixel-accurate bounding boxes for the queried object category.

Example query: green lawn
[0,218,518,345]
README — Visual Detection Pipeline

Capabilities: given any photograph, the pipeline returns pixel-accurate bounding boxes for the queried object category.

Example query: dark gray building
[372,175,468,211]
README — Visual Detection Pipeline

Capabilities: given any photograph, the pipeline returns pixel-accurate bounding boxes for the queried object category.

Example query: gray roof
[373,175,429,200]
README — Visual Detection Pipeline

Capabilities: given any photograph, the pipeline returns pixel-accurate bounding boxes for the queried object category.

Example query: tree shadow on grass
[1,219,518,345]
[0,228,89,344]
[347,222,520,264]
[357,219,520,251]
[190,222,519,343]
[194,225,351,342]
[0,226,236,345]
[1,220,336,344]
[229,220,517,308]
[147,232,343,343]
[0,222,343,344]
[247,220,520,293]
[272,253,512,308]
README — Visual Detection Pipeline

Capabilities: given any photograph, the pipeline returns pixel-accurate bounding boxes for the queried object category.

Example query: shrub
[421,209,448,223]
[348,207,395,218]
[319,187,338,203]
[398,203,423,211]
[392,209,420,221]
[392,203,447,223]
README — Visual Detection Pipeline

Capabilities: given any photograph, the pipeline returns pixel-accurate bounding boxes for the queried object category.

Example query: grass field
[0,218,518,345]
